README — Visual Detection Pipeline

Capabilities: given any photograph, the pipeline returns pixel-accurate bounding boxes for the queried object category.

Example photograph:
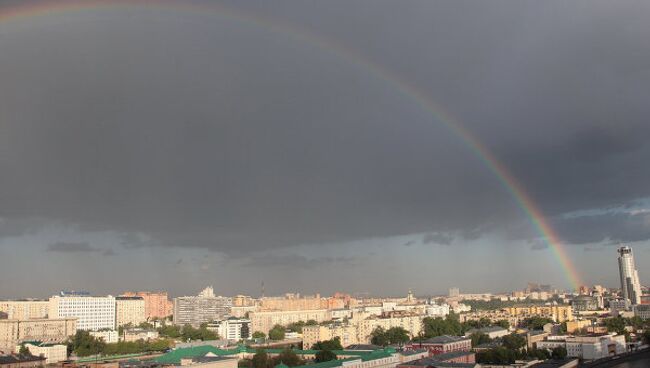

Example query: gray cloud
[1,1,650,294]
[47,242,99,253]
[240,254,360,269]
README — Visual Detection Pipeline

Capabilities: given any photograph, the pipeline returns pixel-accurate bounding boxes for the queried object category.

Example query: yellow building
[505,305,573,323]
[0,318,76,350]
[303,324,360,349]
[0,301,49,320]
[249,309,330,334]
[566,319,591,333]
[115,296,146,328]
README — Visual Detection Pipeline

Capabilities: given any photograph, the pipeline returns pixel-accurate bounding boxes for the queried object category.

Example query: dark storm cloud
[1,0,650,261]
[47,242,98,253]
[553,211,650,245]
[239,254,359,269]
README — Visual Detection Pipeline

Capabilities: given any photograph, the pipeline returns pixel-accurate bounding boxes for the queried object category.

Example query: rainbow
[0,0,582,289]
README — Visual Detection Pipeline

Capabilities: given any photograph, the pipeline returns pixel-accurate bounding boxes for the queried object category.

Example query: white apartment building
[173,287,233,327]
[207,318,251,341]
[49,295,116,331]
[16,342,68,364]
[425,304,450,318]
[90,330,119,343]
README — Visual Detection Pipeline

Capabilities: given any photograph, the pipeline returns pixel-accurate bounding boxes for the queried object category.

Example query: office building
[115,296,146,328]
[173,287,232,327]
[48,294,116,331]
[618,246,642,306]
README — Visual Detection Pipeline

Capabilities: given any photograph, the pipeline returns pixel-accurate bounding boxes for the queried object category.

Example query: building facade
[0,318,76,350]
[406,335,471,356]
[249,309,330,335]
[48,295,116,331]
[618,246,642,306]
[16,342,67,364]
[115,296,146,328]
[537,334,626,360]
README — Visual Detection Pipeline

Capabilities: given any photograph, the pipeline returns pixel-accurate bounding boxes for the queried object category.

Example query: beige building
[122,328,159,342]
[16,342,68,364]
[566,320,592,333]
[302,312,425,348]
[0,318,76,350]
[0,301,49,320]
[506,306,573,323]
[249,309,330,334]
[115,296,146,328]
[122,291,173,320]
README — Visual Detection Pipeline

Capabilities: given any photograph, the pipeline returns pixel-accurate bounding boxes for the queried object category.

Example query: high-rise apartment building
[618,246,642,306]
[173,287,232,327]
[122,291,173,320]
[48,294,116,331]
[115,296,146,327]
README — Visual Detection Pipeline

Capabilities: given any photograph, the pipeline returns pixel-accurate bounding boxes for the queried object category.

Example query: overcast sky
[1,0,650,298]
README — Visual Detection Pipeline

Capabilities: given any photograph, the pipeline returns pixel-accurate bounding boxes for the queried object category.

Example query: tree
[157,324,181,338]
[312,337,343,351]
[252,331,266,339]
[70,330,106,357]
[305,320,318,326]
[422,314,463,338]
[551,346,567,360]
[495,320,510,329]
[370,327,389,346]
[523,317,553,330]
[271,349,303,367]
[476,347,518,364]
[385,327,410,346]
[469,332,491,347]
[314,350,337,363]
[604,317,627,335]
[501,333,526,351]
[643,330,650,345]
[287,321,306,333]
[268,325,286,341]
[251,350,269,368]
[18,345,31,357]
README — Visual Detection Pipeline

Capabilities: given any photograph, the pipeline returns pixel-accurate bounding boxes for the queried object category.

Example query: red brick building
[406,335,471,356]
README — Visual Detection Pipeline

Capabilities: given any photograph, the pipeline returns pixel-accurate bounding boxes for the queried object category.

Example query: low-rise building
[526,330,549,349]
[15,342,67,364]
[464,326,508,339]
[406,335,471,356]
[565,320,591,333]
[90,330,119,343]
[0,354,46,368]
[536,333,626,360]
[122,328,159,342]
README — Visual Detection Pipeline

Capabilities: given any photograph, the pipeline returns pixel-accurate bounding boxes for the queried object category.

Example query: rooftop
[415,335,470,344]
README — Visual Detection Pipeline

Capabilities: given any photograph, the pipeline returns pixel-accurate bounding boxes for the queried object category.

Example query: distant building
[571,296,598,312]
[122,328,159,342]
[115,296,146,328]
[0,318,76,350]
[249,309,330,335]
[122,291,173,320]
[618,246,642,306]
[448,288,460,298]
[173,287,232,327]
[505,305,573,323]
[0,354,46,368]
[206,318,251,341]
[633,304,650,320]
[48,295,115,331]
[464,326,508,339]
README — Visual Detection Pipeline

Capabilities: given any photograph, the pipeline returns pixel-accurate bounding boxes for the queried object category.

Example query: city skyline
[2,0,650,297]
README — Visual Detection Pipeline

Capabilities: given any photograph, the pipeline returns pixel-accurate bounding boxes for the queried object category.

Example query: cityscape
[2,1,650,368]
[1,245,648,368]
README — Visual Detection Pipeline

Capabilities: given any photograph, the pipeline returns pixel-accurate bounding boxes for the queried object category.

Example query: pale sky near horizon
[1,0,650,298]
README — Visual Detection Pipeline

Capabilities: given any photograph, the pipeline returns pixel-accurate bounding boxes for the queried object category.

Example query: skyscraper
[617,246,642,306]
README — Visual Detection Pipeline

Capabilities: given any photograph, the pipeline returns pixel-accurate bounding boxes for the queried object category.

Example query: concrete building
[633,304,650,320]
[122,291,173,320]
[115,296,146,328]
[15,342,67,364]
[303,323,361,349]
[48,294,115,331]
[174,287,232,327]
[571,296,598,312]
[526,330,549,349]
[249,309,330,335]
[406,335,471,356]
[618,246,642,306]
[0,318,76,350]
[565,320,591,334]
[0,355,46,368]
[537,333,626,360]
[357,313,424,344]
[0,301,49,320]
[206,318,250,341]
